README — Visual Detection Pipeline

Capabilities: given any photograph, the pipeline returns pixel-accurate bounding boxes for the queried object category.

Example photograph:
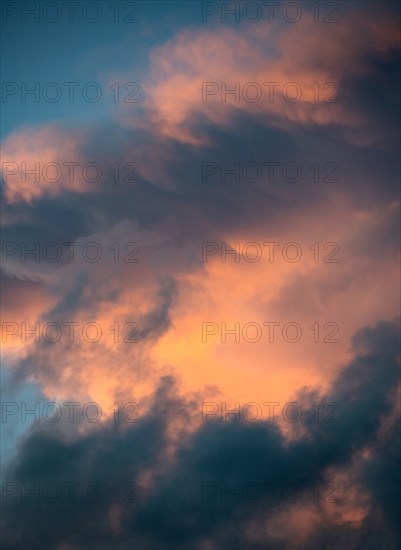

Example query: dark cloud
[2,321,399,549]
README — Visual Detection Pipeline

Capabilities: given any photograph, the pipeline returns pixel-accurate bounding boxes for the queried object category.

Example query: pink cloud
[1,125,92,204]
[128,9,400,145]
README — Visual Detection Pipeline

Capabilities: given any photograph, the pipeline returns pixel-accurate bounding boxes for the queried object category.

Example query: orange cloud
[3,197,397,427]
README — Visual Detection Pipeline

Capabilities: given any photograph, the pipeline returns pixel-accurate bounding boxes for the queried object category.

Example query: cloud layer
[1,2,400,548]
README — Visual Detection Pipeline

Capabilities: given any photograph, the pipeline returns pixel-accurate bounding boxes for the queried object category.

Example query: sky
[0,1,400,549]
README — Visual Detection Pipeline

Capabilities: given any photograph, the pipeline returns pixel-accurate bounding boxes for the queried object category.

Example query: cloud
[132,8,400,145]
[1,4,399,548]
[1,321,399,550]
[1,125,91,204]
